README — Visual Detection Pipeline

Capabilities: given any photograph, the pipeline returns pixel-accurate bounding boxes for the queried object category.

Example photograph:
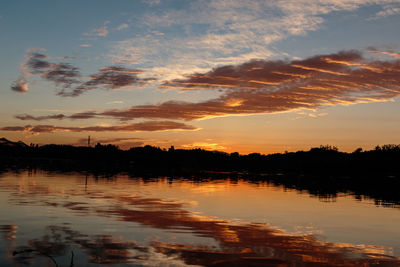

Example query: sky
[1,0,400,154]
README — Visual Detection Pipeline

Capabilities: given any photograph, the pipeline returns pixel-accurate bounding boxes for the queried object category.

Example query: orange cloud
[14,49,400,122]
[369,47,400,59]
[97,50,400,121]
[0,121,198,134]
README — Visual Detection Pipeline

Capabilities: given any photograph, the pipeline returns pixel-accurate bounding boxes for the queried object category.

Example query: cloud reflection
[1,174,399,266]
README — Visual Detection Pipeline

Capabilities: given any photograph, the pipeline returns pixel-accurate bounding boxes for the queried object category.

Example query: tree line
[2,138,400,206]
[1,138,400,176]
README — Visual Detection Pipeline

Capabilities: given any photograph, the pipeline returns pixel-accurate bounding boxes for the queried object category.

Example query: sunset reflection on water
[0,171,399,266]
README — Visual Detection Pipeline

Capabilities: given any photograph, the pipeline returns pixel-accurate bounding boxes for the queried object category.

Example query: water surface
[0,170,399,266]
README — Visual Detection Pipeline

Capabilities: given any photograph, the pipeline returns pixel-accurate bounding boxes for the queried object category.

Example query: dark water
[0,170,399,266]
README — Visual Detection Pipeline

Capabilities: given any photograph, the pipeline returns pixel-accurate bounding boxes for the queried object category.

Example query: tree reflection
[1,173,400,266]
[2,189,399,266]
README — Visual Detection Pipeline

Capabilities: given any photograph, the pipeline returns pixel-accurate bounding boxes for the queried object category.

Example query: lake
[0,170,399,266]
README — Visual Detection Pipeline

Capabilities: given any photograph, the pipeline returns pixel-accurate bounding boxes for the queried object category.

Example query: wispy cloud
[57,56,92,61]
[116,23,129,31]
[369,3,400,20]
[19,51,81,92]
[369,47,400,59]
[10,48,44,93]
[14,111,103,121]
[59,66,155,97]
[111,0,400,81]
[15,114,66,121]
[84,21,109,37]
[0,121,198,135]
[106,100,124,105]
[11,50,154,97]
[141,0,161,6]
[87,67,148,88]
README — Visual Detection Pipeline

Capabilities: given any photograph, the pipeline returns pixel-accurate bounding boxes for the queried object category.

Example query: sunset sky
[1,0,400,154]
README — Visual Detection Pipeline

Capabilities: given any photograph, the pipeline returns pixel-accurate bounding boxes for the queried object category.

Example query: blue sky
[1,0,400,153]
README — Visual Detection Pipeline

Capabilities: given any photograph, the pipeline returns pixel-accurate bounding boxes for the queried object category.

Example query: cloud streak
[58,66,154,97]
[15,114,67,121]
[11,50,153,96]
[0,121,198,134]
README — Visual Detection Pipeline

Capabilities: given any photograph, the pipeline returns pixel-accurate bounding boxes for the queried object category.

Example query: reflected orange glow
[0,225,17,240]
[1,172,400,266]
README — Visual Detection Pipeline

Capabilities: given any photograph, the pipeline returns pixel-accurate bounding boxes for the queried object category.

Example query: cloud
[11,50,154,97]
[14,49,400,122]
[62,50,393,121]
[116,23,129,31]
[369,4,400,20]
[84,21,109,37]
[86,67,148,88]
[111,0,400,81]
[92,26,108,37]
[73,49,400,121]
[141,0,161,6]
[58,66,154,97]
[23,52,81,91]
[25,52,52,72]
[369,47,400,59]
[163,50,364,89]
[14,114,66,121]
[11,78,28,93]
[80,44,92,47]
[68,111,98,120]
[57,56,91,61]
[42,63,80,87]
[0,121,198,135]
[106,100,124,105]
[9,49,44,93]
